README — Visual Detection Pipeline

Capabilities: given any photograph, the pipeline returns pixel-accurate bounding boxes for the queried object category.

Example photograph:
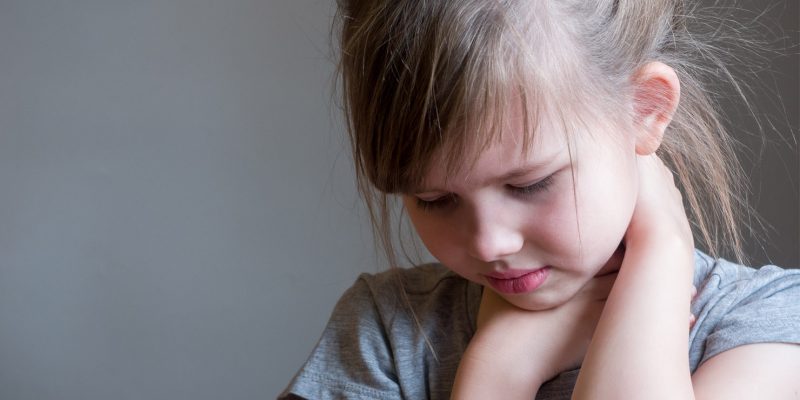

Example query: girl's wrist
[625,221,694,260]
[623,233,694,278]
[453,333,546,399]
[627,231,692,254]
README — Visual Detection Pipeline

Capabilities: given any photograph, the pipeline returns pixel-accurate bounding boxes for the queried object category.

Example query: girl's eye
[509,174,555,197]
[415,194,457,211]
[413,174,556,212]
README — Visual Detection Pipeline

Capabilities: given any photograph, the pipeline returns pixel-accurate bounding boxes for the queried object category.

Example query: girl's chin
[505,297,563,311]
[497,288,571,311]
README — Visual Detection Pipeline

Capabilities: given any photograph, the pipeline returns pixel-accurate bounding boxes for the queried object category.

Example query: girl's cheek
[523,192,581,251]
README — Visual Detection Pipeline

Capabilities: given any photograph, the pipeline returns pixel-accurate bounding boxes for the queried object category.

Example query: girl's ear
[632,62,680,155]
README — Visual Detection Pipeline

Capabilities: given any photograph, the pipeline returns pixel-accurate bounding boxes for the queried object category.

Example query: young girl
[281,0,800,398]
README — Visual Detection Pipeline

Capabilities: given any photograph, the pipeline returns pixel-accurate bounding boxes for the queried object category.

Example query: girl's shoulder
[347,262,483,339]
[692,250,800,311]
[280,264,481,400]
[689,250,800,371]
[354,262,465,295]
[693,249,799,285]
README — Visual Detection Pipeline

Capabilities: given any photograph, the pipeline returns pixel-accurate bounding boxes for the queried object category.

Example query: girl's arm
[449,295,548,400]
[573,157,800,399]
[692,342,800,399]
[573,155,694,400]
[573,155,696,399]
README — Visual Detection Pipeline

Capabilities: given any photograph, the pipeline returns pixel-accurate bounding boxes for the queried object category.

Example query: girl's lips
[484,267,551,294]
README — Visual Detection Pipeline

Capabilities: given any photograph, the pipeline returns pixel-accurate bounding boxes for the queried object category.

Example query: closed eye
[415,193,457,211]
[413,173,557,212]
[508,174,555,197]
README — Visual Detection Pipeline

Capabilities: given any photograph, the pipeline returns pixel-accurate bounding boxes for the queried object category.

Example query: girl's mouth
[484,267,551,294]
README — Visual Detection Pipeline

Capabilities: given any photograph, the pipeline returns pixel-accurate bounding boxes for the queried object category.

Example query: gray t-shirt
[280,251,800,399]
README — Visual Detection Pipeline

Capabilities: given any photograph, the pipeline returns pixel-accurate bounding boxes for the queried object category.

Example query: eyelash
[415,174,556,212]
[415,194,457,211]
[511,174,555,197]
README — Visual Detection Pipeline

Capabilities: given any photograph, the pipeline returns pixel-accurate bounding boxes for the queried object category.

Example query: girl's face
[403,115,640,311]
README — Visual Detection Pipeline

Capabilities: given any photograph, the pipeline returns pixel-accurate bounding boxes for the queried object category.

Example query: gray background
[0,1,796,399]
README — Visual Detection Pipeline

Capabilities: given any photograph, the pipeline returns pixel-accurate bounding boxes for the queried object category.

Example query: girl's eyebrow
[494,163,550,182]
[413,151,562,194]
[487,150,563,184]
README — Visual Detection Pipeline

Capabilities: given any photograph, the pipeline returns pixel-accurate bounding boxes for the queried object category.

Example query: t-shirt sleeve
[278,275,403,400]
[693,260,800,367]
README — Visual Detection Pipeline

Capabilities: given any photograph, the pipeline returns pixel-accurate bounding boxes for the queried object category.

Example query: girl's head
[335,0,749,307]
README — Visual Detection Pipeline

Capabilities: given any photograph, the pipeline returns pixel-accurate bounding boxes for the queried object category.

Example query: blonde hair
[335,0,765,268]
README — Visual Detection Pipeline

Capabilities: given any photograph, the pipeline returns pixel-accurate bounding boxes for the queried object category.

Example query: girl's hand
[623,153,695,303]
[625,154,694,260]
[451,272,616,399]
[572,154,696,398]
[478,273,616,380]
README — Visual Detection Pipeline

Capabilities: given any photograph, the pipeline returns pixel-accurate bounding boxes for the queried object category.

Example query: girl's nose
[465,211,524,262]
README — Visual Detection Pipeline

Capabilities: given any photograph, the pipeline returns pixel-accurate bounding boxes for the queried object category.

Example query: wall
[0,1,375,398]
